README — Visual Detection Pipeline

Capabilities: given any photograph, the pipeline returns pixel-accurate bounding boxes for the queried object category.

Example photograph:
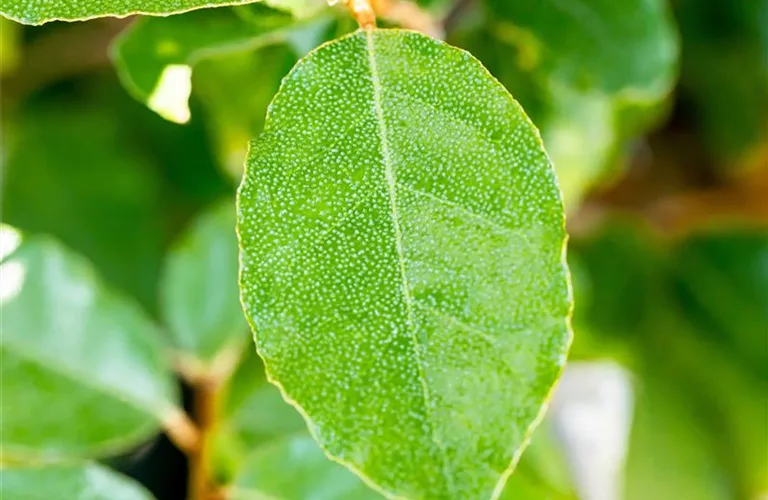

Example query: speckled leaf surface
[0,463,155,500]
[237,29,571,499]
[160,201,246,366]
[0,232,179,460]
[0,0,312,25]
[111,6,296,123]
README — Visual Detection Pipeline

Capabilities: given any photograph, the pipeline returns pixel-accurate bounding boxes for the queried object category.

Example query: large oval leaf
[237,29,571,499]
[0,230,179,460]
[0,463,155,500]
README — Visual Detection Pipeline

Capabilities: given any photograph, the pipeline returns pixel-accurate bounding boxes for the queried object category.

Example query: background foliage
[1,0,766,498]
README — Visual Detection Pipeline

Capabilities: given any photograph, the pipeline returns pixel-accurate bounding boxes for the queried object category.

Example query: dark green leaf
[675,0,768,167]
[238,29,571,498]
[0,230,179,460]
[483,0,677,95]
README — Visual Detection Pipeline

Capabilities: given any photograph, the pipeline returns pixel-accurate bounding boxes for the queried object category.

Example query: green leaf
[674,0,768,167]
[484,0,677,96]
[670,231,768,380]
[0,0,320,26]
[0,230,179,461]
[1,102,167,310]
[238,29,571,498]
[211,350,378,497]
[231,435,381,500]
[623,370,732,500]
[193,44,299,175]
[160,200,246,367]
[0,463,155,500]
[112,6,295,123]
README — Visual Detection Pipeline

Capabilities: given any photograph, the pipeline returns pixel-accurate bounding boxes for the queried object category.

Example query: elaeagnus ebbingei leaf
[237,29,572,499]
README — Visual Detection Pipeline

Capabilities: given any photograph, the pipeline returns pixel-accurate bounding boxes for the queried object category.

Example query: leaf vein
[364,30,454,490]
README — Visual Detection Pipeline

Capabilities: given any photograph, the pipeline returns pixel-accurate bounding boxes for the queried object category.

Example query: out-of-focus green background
[1,0,766,498]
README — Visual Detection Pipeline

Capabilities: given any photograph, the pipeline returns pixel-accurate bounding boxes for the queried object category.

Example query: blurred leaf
[160,200,246,367]
[112,6,295,123]
[0,463,155,500]
[0,17,20,76]
[484,0,677,96]
[670,231,768,380]
[193,43,297,176]
[570,221,768,497]
[0,0,319,25]
[238,29,570,498]
[623,370,732,500]
[0,233,179,461]
[224,353,306,446]
[231,435,381,500]
[662,231,768,495]
[675,0,768,168]
[1,102,166,309]
[569,222,662,339]
[499,421,577,500]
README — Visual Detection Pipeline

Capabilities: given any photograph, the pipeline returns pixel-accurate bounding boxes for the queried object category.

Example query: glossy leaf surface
[161,201,246,366]
[0,232,178,460]
[0,463,154,500]
[238,29,571,499]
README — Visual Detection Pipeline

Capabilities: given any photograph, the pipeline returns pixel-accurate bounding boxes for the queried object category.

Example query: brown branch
[337,0,377,30]
[187,376,221,500]
[570,166,768,240]
[163,409,201,457]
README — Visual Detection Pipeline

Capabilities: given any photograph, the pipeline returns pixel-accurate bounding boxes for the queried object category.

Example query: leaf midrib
[363,30,453,491]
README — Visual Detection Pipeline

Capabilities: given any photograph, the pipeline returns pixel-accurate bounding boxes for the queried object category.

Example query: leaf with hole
[237,29,571,499]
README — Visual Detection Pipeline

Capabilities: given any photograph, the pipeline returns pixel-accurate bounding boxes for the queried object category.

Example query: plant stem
[163,409,201,457]
[187,377,221,500]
